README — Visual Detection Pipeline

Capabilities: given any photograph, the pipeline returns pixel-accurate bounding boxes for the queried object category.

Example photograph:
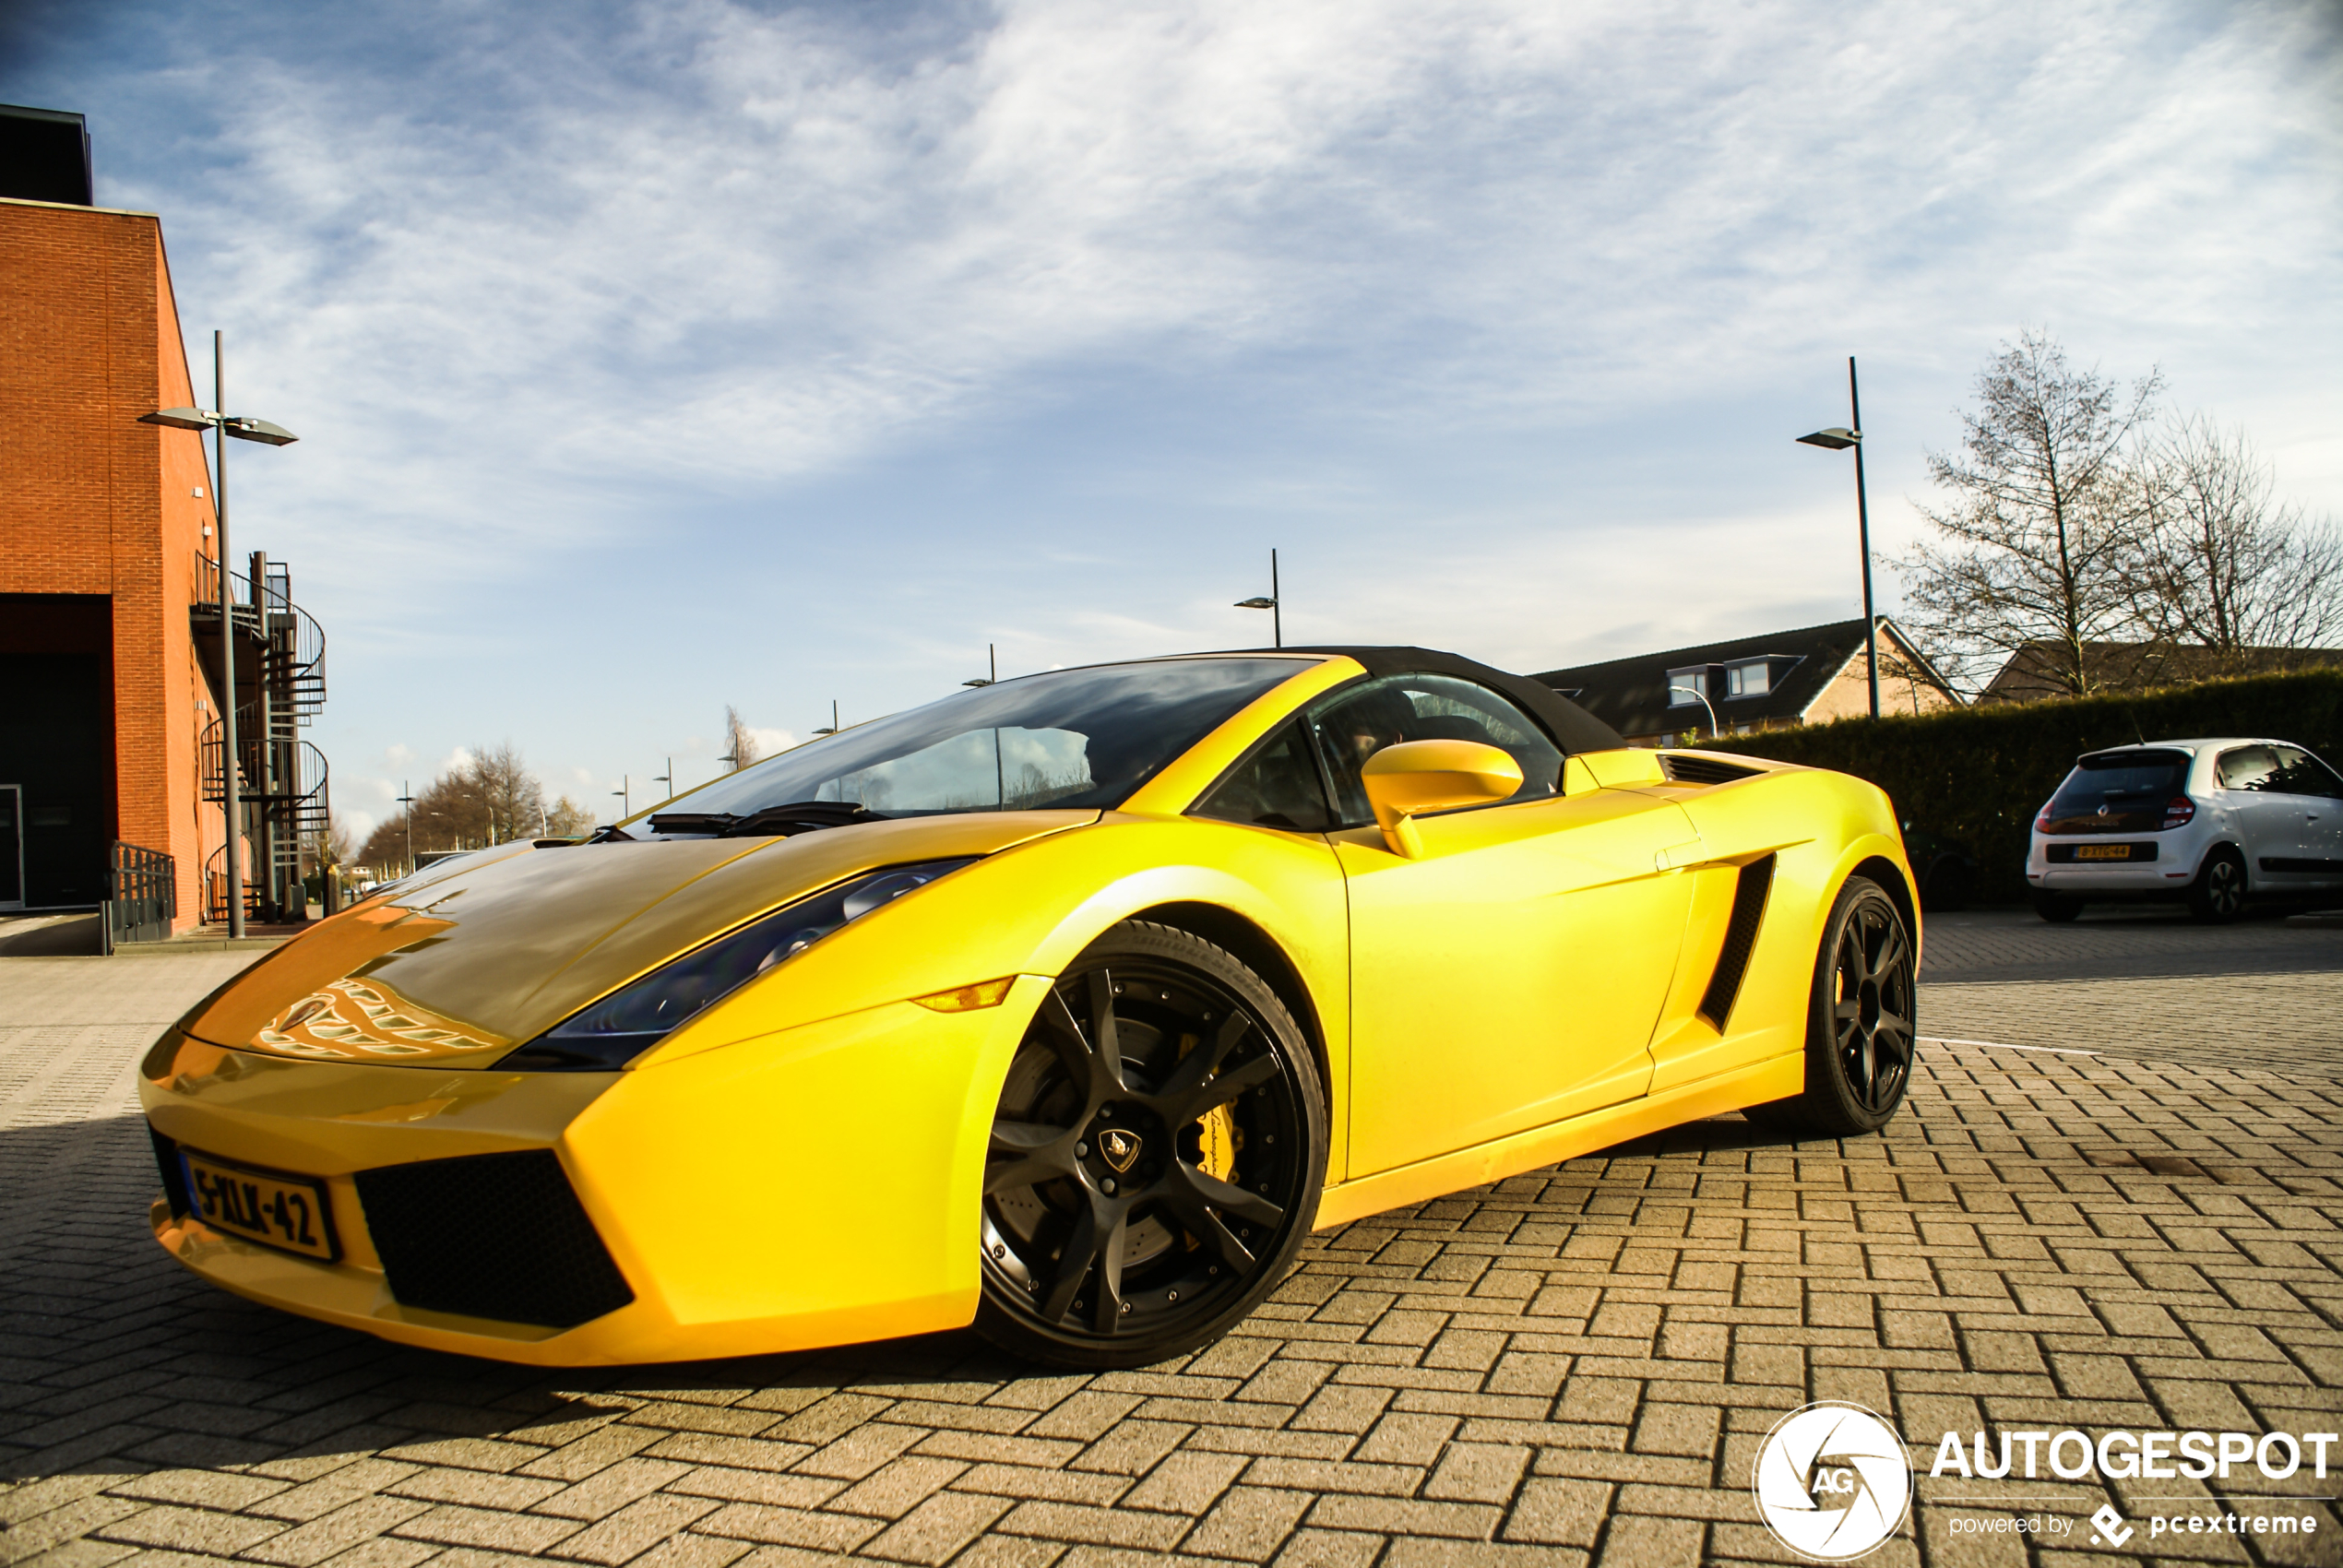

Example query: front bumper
[141,977,1049,1364]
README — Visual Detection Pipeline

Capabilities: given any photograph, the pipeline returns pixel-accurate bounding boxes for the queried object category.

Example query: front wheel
[973,921,1326,1369]
[1746,876,1916,1137]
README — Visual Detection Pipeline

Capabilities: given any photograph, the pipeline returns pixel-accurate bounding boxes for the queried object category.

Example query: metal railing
[101,841,176,952]
[193,553,327,722]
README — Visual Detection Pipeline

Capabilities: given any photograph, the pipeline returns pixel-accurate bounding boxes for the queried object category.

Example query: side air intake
[1661,753,1762,786]
[354,1149,634,1328]
[1697,854,1776,1030]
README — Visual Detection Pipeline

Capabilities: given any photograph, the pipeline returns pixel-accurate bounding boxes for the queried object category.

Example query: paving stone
[5,941,2340,1568]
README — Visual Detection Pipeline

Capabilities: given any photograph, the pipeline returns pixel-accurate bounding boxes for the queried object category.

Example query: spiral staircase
[193,554,330,924]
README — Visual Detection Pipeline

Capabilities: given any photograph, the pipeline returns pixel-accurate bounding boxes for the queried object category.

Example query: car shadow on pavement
[0,1112,1085,1489]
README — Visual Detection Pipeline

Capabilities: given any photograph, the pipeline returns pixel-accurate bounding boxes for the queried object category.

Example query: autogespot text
[1930,1427,2337,1482]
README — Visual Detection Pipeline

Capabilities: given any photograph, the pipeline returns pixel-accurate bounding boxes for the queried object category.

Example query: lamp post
[613,776,631,819]
[141,332,297,938]
[654,757,672,801]
[1797,356,1880,720]
[1234,548,1281,647]
[1667,684,1719,741]
[396,781,415,875]
[814,699,839,737]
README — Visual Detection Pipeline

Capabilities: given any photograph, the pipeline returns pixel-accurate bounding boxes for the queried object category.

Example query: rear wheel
[2188,847,2246,924]
[1746,876,1915,1137]
[973,921,1326,1369]
[2032,889,2081,922]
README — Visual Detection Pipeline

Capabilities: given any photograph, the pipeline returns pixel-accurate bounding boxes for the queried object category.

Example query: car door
[2214,745,2295,876]
[1311,674,1694,1177]
[2269,745,2343,885]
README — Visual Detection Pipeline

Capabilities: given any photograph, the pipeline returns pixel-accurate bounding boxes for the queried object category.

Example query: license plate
[180,1149,339,1261]
[2075,844,2132,861]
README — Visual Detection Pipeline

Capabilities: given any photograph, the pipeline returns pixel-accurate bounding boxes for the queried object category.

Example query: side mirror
[1361,740,1523,858]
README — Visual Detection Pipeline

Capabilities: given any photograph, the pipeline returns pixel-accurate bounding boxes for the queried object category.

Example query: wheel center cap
[1097,1127,1143,1173]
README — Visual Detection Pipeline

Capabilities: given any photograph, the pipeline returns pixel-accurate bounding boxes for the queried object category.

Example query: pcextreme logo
[1752,1402,1913,1561]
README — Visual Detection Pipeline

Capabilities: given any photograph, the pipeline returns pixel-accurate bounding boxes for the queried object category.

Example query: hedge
[1693,669,2343,904]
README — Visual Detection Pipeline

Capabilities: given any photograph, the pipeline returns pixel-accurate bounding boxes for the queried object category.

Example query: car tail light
[2161,795,2195,830]
[2034,802,2054,832]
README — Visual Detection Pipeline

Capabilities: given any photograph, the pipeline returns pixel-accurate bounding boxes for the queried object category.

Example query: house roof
[1529,617,1931,737]
[1981,641,2343,703]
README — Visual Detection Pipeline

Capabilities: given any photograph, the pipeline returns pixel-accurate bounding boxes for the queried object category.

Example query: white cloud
[43,0,2333,795]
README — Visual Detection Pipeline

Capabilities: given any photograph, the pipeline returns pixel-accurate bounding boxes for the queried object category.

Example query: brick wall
[0,197,218,928]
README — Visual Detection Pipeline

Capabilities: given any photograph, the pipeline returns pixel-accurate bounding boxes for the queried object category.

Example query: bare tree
[2129,416,2343,666]
[1898,330,2163,696]
[544,795,598,837]
[354,815,410,876]
[469,742,545,843]
[723,706,760,771]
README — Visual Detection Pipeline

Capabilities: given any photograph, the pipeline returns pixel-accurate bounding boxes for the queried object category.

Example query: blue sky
[8,1,2338,841]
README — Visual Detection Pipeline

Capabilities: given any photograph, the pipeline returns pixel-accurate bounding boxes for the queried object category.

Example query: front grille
[1660,753,1761,786]
[1698,855,1776,1029]
[149,1124,191,1218]
[353,1150,634,1329]
[2046,842,2158,863]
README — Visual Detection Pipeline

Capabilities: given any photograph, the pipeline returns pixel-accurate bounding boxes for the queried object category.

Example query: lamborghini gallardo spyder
[141,647,1919,1369]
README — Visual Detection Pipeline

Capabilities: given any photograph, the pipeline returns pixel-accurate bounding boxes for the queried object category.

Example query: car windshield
[634,658,1314,830]
[2050,750,2191,814]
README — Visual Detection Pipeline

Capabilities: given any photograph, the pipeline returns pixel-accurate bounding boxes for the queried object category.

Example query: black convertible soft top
[1234,645,1626,756]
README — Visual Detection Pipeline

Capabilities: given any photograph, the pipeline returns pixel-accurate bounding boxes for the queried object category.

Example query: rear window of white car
[2052,750,2191,815]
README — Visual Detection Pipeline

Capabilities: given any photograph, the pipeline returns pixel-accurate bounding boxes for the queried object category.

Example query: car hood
[182,812,1097,1067]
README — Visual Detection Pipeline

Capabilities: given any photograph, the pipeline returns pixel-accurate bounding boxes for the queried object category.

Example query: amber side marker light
[911,978,1017,1013]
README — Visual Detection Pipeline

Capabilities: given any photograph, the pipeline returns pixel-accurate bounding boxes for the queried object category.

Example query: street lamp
[1667,684,1719,740]
[963,644,998,688]
[142,331,298,939]
[396,781,414,875]
[1797,356,1880,720]
[1233,548,1281,647]
[613,776,631,818]
[814,699,839,737]
[654,756,672,800]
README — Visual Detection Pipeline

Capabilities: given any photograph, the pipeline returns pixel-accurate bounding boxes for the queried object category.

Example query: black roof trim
[0,105,93,207]
[1231,645,1626,754]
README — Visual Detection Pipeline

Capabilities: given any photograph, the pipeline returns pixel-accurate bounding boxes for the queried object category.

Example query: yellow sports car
[141,647,1919,1369]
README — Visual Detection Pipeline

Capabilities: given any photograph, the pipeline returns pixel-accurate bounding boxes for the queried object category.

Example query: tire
[1745,876,1916,1138]
[972,921,1327,1370]
[2032,889,2081,923]
[2188,847,2246,924]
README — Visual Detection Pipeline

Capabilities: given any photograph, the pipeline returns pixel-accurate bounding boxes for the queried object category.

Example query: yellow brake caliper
[1180,1030,1243,1184]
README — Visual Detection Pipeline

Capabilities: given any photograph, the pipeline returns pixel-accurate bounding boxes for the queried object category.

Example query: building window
[1726,661,1770,697]
[1665,668,1706,705]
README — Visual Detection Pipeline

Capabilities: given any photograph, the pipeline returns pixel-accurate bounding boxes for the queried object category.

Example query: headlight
[497,858,976,1070]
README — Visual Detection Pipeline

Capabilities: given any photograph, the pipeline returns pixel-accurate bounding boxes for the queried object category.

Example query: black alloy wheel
[1748,876,1916,1137]
[2189,848,2246,925]
[973,921,1326,1369]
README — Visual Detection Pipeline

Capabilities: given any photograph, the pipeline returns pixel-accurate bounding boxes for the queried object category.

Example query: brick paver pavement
[3,944,2339,1568]
[1921,912,2343,1078]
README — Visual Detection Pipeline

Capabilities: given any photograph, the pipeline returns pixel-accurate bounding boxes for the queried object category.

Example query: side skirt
[1312,1050,1804,1230]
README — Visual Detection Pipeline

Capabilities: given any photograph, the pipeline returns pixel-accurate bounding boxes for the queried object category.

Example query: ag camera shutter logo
[1753,1402,1912,1560]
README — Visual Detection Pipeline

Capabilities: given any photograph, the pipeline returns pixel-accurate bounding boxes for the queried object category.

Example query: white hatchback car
[2028,737,2343,922]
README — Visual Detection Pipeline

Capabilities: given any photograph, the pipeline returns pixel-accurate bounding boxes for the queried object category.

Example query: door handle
[1655,838,1707,872]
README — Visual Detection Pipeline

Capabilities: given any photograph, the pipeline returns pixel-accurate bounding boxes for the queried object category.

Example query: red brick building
[2,106,327,929]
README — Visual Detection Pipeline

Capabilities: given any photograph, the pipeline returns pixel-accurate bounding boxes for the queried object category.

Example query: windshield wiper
[647,802,888,838]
